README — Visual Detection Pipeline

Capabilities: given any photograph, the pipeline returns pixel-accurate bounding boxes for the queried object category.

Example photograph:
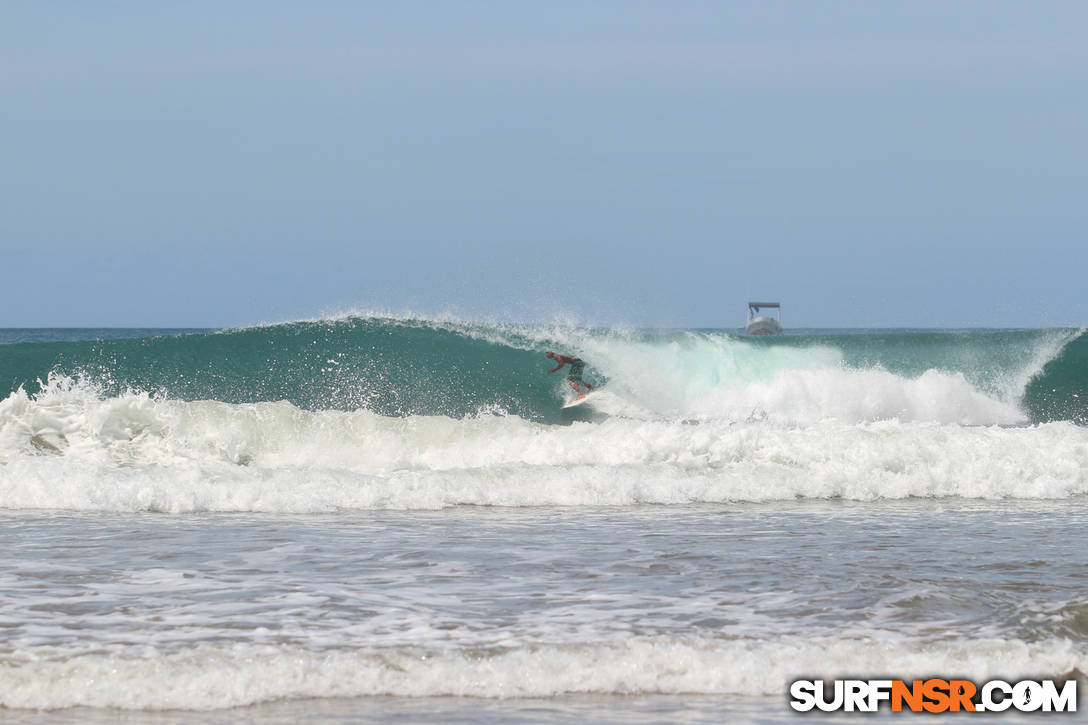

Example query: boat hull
[745,317,783,336]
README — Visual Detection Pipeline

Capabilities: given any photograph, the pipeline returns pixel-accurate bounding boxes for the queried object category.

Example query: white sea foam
[587,364,1028,425]
[1,636,1082,710]
[1,378,1086,512]
[452,321,1074,424]
[214,315,1083,426]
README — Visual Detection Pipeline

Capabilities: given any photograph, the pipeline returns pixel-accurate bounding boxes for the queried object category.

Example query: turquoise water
[1,320,1085,721]
[1,318,1084,423]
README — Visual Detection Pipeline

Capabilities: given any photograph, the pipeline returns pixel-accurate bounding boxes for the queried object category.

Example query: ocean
[0,318,1085,722]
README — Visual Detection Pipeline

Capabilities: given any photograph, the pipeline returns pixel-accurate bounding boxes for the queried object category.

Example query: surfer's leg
[567,363,588,397]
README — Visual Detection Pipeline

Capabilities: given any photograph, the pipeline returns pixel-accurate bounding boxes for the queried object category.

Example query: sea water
[0,319,1085,722]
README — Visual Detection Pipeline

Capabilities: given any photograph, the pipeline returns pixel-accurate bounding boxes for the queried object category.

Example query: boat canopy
[746,302,782,327]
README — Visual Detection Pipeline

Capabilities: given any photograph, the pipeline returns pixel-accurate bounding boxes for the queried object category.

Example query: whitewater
[1,319,1085,722]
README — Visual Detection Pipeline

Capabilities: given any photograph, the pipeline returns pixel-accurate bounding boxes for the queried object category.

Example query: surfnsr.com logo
[789,678,1078,713]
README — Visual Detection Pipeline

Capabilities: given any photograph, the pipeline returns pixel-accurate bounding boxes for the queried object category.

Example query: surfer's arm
[546,363,563,374]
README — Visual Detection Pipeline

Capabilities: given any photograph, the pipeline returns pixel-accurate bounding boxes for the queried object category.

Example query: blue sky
[2,1,1086,327]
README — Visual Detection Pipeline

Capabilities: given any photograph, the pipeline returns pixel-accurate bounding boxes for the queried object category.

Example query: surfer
[545,352,595,399]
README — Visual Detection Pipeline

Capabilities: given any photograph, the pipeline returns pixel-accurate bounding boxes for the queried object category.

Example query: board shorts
[567,361,585,381]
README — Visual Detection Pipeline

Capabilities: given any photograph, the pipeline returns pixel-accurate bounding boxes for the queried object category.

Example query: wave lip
[2,637,1083,710]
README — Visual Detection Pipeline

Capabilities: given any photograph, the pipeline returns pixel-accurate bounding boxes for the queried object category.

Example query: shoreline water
[2,500,1085,717]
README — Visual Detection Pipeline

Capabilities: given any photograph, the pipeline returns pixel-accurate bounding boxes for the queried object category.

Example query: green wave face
[1022,331,1088,424]
[0,319,562,421]
[0,318,1083,425]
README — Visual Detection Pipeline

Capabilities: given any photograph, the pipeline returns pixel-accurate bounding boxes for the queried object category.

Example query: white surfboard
[562,391,600,409]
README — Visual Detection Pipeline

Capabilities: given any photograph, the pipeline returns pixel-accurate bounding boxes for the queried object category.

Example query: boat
[745,302,782,336]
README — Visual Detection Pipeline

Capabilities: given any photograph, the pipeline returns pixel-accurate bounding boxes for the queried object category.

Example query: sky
[2,1,1086,328]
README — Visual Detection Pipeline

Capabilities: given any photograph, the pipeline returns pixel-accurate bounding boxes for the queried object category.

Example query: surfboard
[562,391,600,409]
